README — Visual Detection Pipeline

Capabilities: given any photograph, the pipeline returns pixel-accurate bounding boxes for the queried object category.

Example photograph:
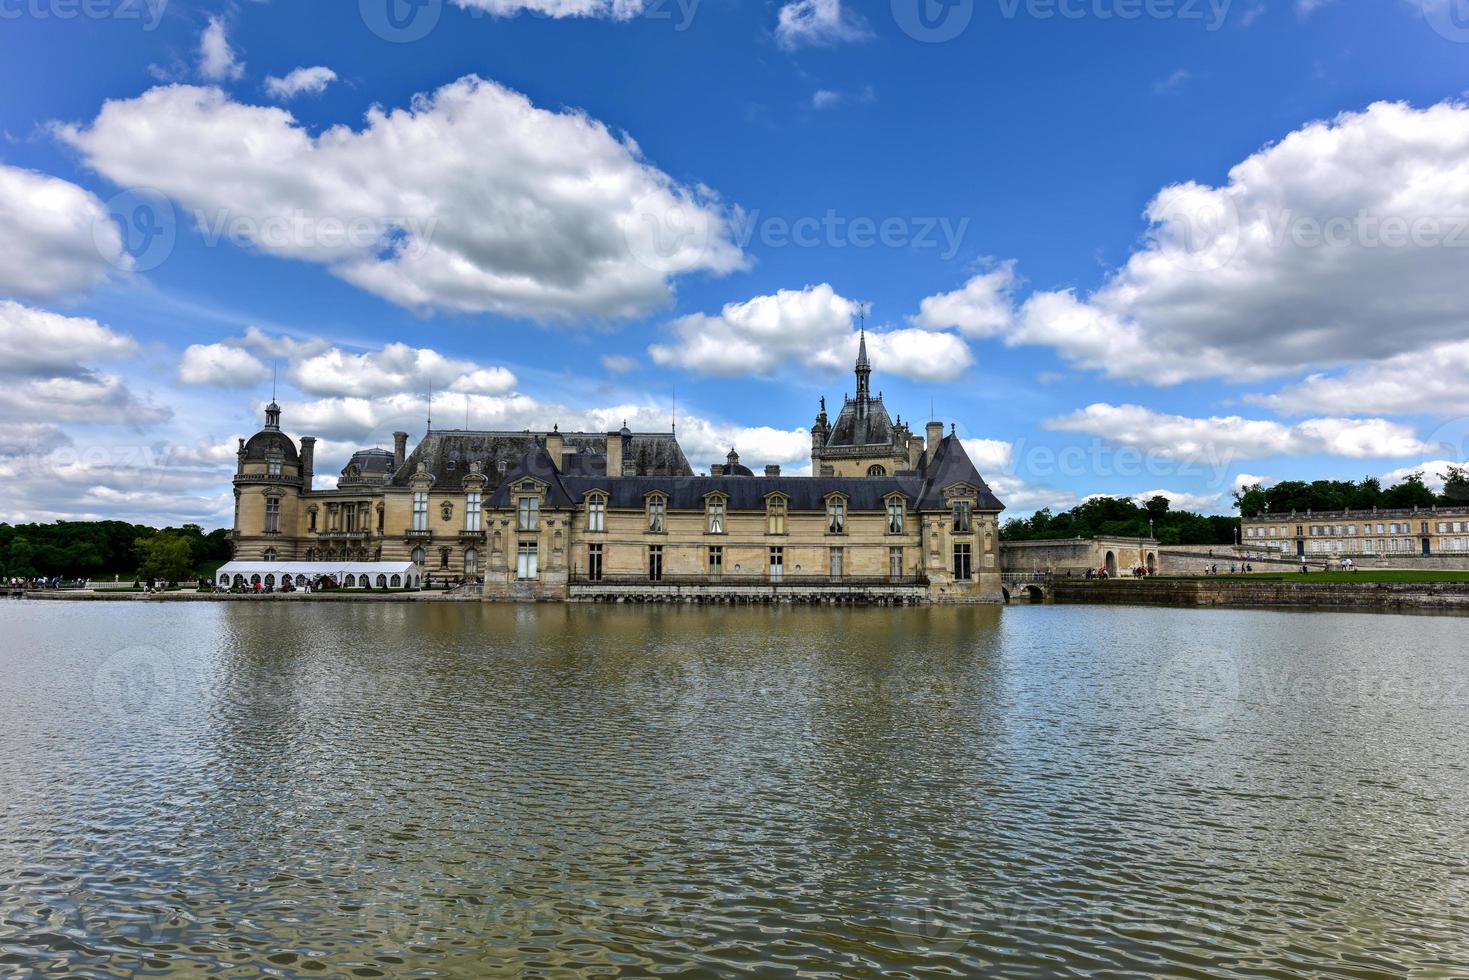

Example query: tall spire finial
[426,378,432,432]
[271,360,277,402]
[854,303,872,410]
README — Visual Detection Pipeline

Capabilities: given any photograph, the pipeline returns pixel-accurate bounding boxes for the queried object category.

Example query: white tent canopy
[215,561,424,589]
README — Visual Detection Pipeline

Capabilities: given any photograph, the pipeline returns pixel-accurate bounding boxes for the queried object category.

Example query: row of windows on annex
[565,542,980,583]
[568,492,980,537]
[574,544,909,581]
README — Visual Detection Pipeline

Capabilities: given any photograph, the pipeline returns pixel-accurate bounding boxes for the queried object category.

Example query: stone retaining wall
[1050,579,1469,611]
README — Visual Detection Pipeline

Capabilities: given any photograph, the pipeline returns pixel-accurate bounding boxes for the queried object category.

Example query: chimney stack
[299,436,315,488]
[926,421,944,456]
[393,431,408,468]
[605,430,623,478]
[765,465,781,477]
[908,435,924,469]
[545,426,564,471]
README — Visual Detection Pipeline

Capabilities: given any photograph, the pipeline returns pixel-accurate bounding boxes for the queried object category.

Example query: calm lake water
[1,601,1466,977]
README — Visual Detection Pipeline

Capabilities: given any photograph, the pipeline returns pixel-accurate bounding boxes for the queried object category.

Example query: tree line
[0,521,232,582]
[1002,496,1238,546]
[1234,469,1469,517]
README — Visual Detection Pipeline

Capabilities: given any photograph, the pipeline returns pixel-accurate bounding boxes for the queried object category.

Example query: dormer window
[706,496,725,534]
[952,500,972,533]
[586,493,606,532]
[766,496,787,535]
[886,497,905,534]
[647,494,667,533]
[826,496,846,534]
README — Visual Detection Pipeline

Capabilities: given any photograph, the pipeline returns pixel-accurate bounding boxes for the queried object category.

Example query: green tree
[135,533,194,584]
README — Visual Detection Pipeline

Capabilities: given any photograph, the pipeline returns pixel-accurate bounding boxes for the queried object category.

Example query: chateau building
[1241,507,1469,559]
[232,342,1006,602]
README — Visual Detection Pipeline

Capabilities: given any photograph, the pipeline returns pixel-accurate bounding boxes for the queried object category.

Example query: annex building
[231,334,1007,602]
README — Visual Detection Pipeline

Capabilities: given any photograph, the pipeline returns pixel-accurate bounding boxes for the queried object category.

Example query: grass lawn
[1166,570,1469,584]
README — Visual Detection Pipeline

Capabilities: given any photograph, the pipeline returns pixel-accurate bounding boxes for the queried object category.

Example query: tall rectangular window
[889,546,904,579]
[264,496,280,534]
[587,495,605,532]
[707,498,725,534]
[648,545,664,582]
[769,546,784,580]
[647,497,666,533]
[587,543,603,581]
[412,491,428,531]
[708,545,723,577]
[827,498,846,534]
[465,491,481,531]
[267,457,282,477]
[829,546,844,578]
[767,498,786,535]
[953,542,973,581]
[518,496,539,531]
[952,501,971,533]
[516,542,538,579]
[887,498,904,534]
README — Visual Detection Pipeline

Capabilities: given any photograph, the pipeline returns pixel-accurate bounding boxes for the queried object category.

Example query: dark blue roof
[486,434,1003,512]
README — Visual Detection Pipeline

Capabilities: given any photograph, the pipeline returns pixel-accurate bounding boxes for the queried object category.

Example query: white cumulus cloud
[1047,403,1438,461]
[264,66,337,100]
[198,16,244,82]
[775,0,870,49]
[0,164,128,300]
[649,284,971,382]
[59,76,744,321]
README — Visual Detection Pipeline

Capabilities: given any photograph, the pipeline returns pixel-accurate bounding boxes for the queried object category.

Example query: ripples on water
[0,602,1466,977]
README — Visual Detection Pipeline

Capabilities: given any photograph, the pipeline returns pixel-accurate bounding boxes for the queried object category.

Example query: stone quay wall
[1049,579,1469,612]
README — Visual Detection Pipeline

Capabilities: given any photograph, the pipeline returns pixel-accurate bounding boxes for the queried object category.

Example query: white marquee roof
[216,561,422,579]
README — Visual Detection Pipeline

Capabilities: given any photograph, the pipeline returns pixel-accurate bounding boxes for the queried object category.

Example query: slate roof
[825,395,896,448]
[242,430,299,463]
[389,428,692,490]
[488,433,1004,512]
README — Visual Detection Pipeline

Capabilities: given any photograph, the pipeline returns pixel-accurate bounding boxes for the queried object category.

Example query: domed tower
[232,400,307,559]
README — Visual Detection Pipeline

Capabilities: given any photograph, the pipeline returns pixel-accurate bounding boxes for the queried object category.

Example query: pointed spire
[854,304,872,410]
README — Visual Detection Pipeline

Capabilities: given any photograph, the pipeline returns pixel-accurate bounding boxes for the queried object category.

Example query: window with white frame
[265,496,281,533]
[412,491,428,531]
[465,491,481,531]
[586,494,606,532]
[647,495,666,533]
[706,497,725,534]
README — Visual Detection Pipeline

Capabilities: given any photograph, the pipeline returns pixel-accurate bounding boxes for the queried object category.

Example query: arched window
[377,574,388,588]
[867,464,887,477]
[389,574,402,587]
[411,546,425,566]
[251,574,261,586]
[263,547,278,562]
[344,574,356,587]
[264,574,275,587]
[296,575,307,586]
[218,574,231,588]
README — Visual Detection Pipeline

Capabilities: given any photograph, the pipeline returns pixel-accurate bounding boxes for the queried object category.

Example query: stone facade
[1240,506,1469,562]
[232,347,1007,603]
[999,536,1160,578]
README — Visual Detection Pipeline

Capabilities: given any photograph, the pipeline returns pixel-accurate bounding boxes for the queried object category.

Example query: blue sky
[2,0,1468,526]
